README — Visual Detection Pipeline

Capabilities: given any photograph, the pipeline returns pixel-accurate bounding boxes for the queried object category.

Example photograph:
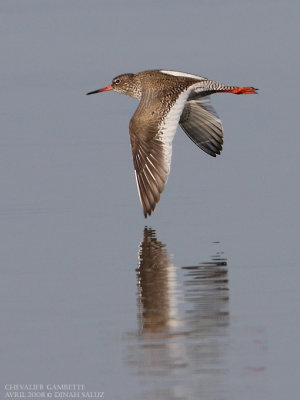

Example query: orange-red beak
[86,85,113,95]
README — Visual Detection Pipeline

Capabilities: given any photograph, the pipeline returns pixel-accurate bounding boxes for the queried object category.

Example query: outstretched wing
[129,86,195,217]
[130,131,168,218]
[179,96,223,157]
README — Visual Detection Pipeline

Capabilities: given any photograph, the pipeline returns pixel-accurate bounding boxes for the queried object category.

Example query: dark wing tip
[144,209,152,218]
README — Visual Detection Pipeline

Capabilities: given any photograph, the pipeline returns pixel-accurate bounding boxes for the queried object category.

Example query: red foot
[230,87,257,95]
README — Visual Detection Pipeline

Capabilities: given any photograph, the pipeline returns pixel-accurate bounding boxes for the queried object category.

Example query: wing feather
[129,82,223,216]
[179,97,223,157]
[131,135,167,216]
[130,86,195,216]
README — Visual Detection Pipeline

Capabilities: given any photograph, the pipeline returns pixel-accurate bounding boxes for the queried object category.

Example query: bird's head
[86,73,141,99]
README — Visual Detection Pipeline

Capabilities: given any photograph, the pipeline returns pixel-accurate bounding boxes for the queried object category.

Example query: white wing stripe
[157,83,205,172]
[145,163,157,183]
[160,70,206,80]
[147,156,156,169]
[134,170,143,206]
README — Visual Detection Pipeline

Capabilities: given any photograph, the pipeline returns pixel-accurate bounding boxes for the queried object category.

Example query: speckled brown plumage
[87,69,257,217]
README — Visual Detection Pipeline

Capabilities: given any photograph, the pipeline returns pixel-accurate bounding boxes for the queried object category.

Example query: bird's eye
[114,79,121,84]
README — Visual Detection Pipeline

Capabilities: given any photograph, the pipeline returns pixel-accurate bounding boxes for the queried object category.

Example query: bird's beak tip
[86,85,113,95]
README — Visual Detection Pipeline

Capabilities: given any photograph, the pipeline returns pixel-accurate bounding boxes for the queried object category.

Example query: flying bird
[87,69,257,217]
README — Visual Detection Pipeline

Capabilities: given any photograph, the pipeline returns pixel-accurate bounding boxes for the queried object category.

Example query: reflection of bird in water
[182,253,229,334]
[136,227,178,334]
[136,227,229,337]
[128,228,230,397]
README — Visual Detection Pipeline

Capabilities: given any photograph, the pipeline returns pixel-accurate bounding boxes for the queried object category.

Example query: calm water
[1,1,299,399]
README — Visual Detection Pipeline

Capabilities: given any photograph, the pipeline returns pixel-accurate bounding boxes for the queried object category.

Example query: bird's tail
[203,80,258,95]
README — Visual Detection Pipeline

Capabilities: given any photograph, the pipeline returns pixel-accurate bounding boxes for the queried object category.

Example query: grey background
[1,1,299,399]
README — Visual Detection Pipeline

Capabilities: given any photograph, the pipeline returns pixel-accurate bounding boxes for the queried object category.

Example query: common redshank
[87,69,257,217]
